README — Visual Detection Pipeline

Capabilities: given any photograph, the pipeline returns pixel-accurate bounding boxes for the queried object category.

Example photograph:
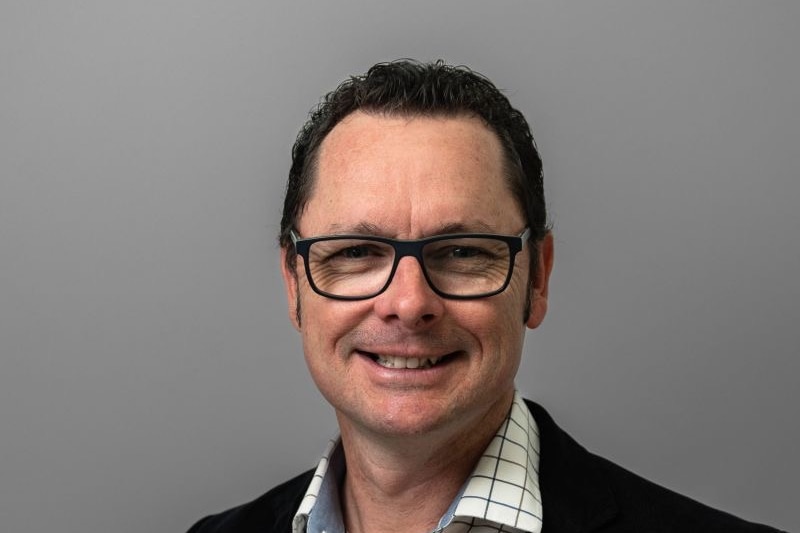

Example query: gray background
[1,2,797,532]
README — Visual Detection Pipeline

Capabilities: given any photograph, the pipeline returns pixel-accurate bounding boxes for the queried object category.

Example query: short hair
[280,59,548,276]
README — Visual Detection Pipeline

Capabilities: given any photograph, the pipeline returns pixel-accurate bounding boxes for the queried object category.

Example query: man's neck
[336,392,514,533]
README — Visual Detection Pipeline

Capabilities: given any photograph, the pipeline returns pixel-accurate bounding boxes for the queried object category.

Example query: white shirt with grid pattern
[292,391,542,533]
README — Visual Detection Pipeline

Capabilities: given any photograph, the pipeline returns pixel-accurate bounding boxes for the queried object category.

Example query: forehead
[302,111,523,236]
[322,110,498,155]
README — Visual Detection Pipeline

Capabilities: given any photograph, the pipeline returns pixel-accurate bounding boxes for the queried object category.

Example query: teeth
[375,354,443,369]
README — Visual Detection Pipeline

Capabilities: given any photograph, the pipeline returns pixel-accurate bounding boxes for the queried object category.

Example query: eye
[429,244,493,261]
[450,246,483,259]
[339,245,373,259]
[323,241,392,263]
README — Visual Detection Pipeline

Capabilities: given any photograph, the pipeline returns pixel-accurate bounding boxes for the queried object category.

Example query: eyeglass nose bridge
[379,239,439,296]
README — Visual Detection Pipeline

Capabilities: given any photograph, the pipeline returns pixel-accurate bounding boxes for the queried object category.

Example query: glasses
[290,228,530,300]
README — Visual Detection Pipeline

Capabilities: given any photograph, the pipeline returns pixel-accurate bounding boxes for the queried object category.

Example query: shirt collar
[292,438,345,533]
[293,391,542,533]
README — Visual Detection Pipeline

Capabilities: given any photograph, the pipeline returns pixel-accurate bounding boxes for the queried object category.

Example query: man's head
[279,60,553,441]
[280,60,548,291]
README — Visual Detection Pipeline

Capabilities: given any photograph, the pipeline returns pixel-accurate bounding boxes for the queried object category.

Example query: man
[188,60,783,533]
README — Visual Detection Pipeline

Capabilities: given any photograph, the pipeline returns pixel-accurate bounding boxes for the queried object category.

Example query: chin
[346,398,466,439]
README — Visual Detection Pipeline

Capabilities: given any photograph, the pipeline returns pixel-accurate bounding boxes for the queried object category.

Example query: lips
[374,354,443,369]
[356,350,454,369]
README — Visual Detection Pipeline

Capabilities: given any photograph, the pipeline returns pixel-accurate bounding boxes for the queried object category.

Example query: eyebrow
[326,222,384,235]
[432,221,497,234]
[324,220,500,237]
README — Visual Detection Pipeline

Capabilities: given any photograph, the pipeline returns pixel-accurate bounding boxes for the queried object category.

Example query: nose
[373,256,444,328]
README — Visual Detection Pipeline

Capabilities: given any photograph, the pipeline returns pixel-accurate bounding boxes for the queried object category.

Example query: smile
[361,352,447,369]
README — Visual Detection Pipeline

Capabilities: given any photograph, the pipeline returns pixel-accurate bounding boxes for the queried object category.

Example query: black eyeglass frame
[290,228,531,301]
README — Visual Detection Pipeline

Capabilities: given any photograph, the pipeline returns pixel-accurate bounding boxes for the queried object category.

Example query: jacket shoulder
[186,469,314,533]
[589,447,784,532]
[524,400,785,532]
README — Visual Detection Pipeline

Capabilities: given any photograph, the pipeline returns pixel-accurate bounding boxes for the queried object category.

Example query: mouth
[358,351,455,369]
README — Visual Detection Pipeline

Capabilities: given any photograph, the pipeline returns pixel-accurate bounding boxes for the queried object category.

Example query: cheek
[460,297,527,354]
[494,273,531,326]
[299,305,344,395]
[299,293,368,353]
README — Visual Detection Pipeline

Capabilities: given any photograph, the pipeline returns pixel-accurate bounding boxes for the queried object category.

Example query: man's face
[281,111,552,440]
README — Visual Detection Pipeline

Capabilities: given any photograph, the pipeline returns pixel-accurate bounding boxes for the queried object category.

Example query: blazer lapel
[526,400,619,533]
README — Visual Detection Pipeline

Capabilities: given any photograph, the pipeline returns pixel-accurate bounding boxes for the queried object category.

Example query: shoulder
[588,448,783,532]
[524,400,785,533]
[186,469,314,533]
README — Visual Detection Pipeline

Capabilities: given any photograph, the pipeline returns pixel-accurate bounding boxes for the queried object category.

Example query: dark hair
[280,59,548,275]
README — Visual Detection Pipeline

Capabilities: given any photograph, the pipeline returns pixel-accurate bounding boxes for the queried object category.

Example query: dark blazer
[187,400,784,532]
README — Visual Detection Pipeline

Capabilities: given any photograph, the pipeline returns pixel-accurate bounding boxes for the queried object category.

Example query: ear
[526,232,554,330]
[280,247,302,330]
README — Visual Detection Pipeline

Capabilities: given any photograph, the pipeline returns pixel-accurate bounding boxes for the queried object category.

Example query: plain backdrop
[1,2,797,532]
